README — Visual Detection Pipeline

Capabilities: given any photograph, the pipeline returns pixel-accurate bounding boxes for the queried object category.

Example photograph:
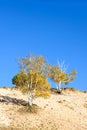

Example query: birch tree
[48,61,77,92]
[13,54,50,106]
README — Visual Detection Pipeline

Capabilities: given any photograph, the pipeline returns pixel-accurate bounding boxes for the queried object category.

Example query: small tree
[12,54,50,106]
[48,62,77,92]
[12,72,27,87]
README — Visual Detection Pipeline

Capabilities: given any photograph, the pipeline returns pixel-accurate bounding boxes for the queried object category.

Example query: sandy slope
[0,88,87,130]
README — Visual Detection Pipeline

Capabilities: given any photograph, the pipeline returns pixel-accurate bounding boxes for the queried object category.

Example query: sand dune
[0,87,87,130]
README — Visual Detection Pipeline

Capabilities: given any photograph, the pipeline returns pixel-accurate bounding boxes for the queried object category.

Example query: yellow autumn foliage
[19,71,50,97]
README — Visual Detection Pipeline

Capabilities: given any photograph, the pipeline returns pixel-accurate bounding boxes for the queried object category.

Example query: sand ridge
[0,88,87,130]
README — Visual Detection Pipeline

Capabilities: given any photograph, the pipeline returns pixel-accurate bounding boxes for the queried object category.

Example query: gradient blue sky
[0,0,87,91]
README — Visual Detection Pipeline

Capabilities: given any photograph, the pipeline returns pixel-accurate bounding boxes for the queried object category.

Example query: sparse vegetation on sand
[0,87,87,130]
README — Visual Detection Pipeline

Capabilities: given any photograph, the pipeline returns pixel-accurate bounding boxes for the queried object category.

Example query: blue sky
[0,0,87,91]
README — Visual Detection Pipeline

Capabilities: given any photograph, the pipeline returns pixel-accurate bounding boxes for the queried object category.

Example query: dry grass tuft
[18,104,39,113]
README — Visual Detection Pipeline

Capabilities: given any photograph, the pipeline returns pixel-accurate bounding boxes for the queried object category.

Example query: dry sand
[0,87,87,130]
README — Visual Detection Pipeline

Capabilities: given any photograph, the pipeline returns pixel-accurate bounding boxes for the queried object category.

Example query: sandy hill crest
[0,87,87,130]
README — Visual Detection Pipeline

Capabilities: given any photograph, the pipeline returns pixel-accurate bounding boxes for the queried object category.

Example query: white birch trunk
[27,77,33,106]
[28,93,33,106]
[57,81,61,92]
